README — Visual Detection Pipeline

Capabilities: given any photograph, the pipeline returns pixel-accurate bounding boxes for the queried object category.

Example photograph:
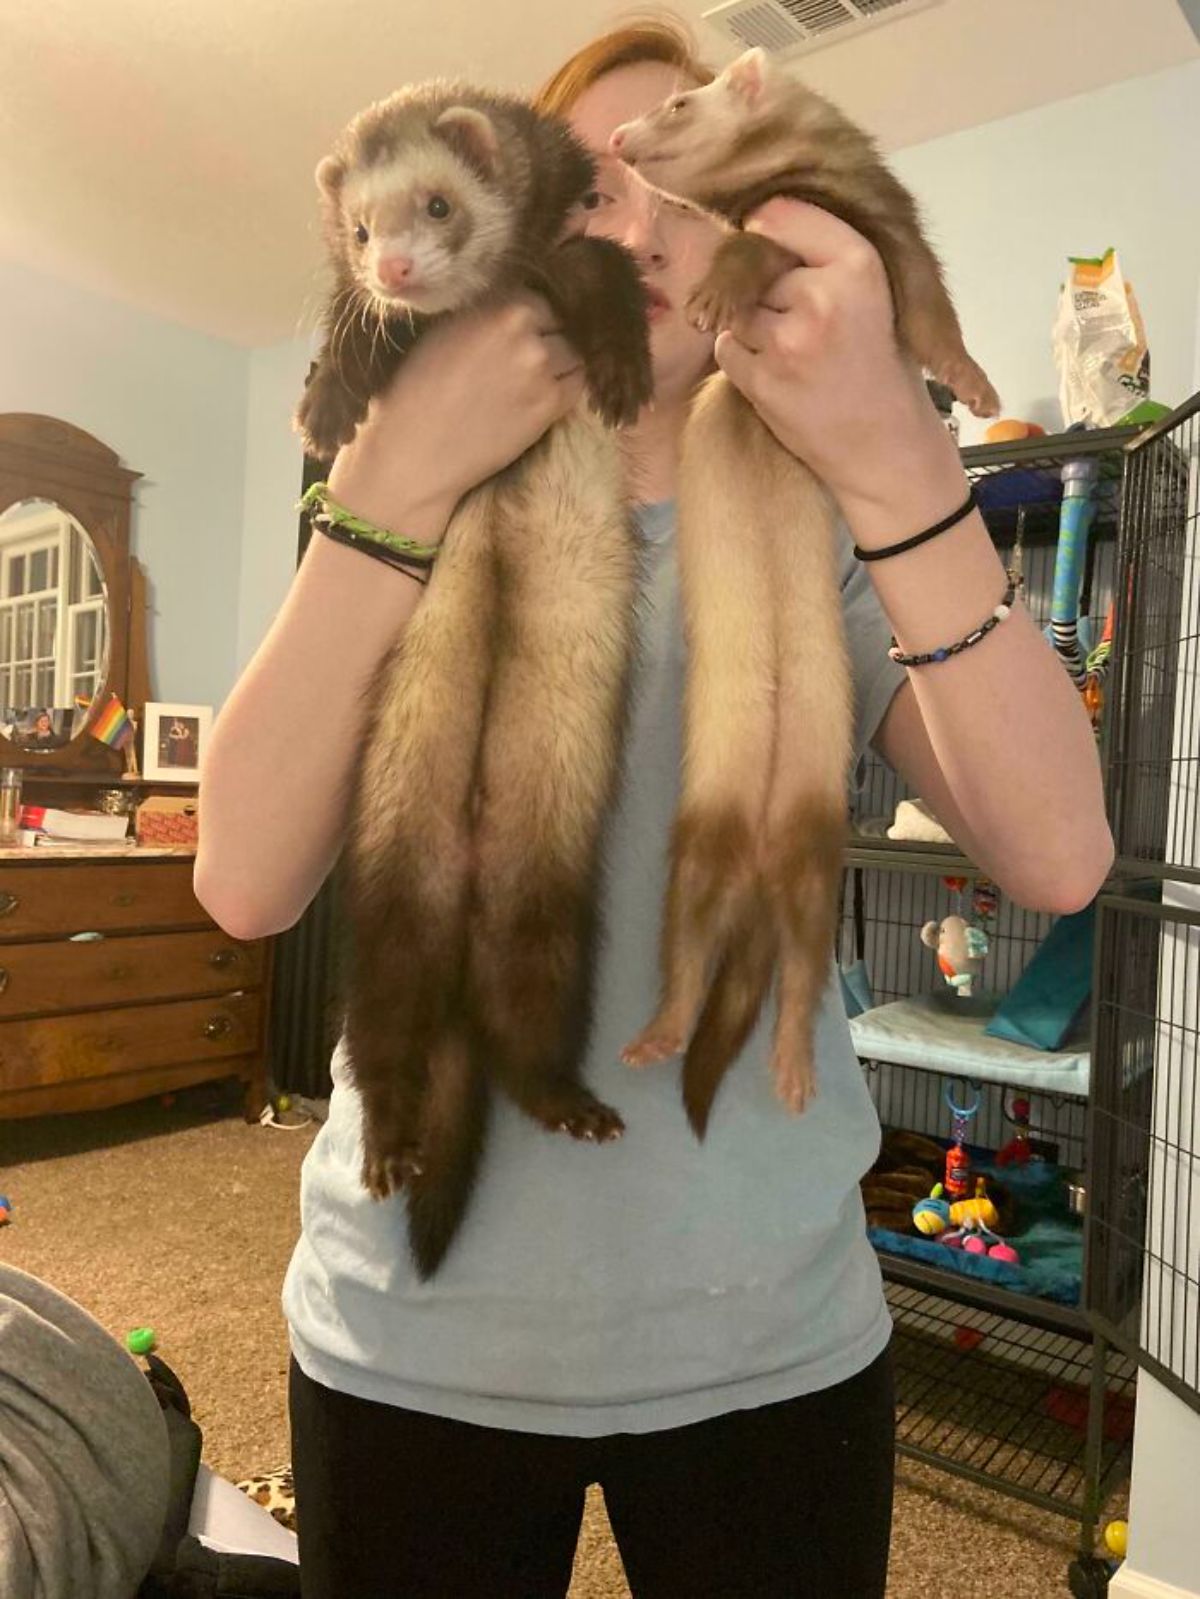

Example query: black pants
[288,1341,895,1598]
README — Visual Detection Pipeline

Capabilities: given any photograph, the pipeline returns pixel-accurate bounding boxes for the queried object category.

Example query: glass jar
[0,768,23,845]
[98,787,134,816]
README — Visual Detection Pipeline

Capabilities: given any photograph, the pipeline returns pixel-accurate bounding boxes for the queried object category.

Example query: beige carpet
[0,1082,1109,1597]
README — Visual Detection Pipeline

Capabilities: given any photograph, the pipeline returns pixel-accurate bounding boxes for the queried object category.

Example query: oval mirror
[0,497,110,752]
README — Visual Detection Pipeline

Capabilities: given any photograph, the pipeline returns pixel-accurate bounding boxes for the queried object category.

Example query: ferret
[612,48,1000,1134]
[297,83,652,1276]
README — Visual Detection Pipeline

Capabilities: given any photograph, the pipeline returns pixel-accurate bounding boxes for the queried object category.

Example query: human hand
[712,198,966,533]
[327,293,586,543]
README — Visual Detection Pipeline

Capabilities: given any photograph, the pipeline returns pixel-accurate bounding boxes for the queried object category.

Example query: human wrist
[830,411,968,553]
[326,443,458,550]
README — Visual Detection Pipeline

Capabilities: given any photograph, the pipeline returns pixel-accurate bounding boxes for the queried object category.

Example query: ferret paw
[361,1144,424,1200]
[585,341,654,429]
[688,232,794,334]
[294,380,364,462]
[621,1023,686,1068]
[685,280,741,336]
[773,1063,817,1117]
[555,1098,625,1143]
[939,360,1001,420]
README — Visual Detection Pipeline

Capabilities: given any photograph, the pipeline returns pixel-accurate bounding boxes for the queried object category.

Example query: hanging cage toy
[943,1083,981,1202]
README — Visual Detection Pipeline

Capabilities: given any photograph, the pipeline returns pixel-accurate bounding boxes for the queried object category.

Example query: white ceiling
[2,0,1196,347]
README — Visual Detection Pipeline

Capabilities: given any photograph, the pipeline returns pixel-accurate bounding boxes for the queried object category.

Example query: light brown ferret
[612,48,999,1135]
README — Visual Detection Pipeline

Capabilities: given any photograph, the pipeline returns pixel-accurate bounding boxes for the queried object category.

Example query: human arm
[715,199,1113,914]
[194,300,585,940]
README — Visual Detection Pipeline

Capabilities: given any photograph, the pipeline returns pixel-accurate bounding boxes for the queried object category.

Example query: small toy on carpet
[1067,1518,1128,1597]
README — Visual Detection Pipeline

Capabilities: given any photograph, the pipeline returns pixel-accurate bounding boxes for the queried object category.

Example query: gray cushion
[0,1264,170,1599]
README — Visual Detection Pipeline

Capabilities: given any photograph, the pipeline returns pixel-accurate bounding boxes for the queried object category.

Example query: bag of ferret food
[1052,247,1149,428]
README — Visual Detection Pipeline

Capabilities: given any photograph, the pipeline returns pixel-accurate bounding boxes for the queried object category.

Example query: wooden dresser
[0,846,271,1122]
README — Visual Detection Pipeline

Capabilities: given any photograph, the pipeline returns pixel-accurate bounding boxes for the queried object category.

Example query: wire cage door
[1086,889,1200,1418]
[1104,390,1200,882]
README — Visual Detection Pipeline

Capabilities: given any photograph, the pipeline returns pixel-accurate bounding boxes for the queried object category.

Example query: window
[0,500,108,711]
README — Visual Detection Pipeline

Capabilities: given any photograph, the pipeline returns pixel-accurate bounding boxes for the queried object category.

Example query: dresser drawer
[0,990,261,1093]
[0,859,208,938]
[0,928,263,1019]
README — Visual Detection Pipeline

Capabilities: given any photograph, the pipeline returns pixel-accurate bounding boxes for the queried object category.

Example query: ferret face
[319,107,516,318]
[610,47,797,202]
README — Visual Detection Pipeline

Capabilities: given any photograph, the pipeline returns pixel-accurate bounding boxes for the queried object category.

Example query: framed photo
[142,701,212,784]
[3,705,73,751]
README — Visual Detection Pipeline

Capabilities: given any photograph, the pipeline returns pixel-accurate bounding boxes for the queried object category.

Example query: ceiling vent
[702,0,946,59]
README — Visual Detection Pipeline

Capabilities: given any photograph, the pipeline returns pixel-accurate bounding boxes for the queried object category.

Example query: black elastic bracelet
[853,484,978,563]
[315,518,431,585]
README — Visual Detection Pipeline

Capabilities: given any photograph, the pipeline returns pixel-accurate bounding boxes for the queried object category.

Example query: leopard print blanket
[236,1466,297,1533]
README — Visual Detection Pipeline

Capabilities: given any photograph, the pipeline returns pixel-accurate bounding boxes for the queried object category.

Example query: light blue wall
[237,336,314,672]
[0,258,248,710]
[891,59,1200,443]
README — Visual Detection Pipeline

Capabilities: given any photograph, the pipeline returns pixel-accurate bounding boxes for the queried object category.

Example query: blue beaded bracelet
[887,569,1021,667]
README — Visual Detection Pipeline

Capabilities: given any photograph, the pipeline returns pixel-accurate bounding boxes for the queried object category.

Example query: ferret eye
[353,223,369,245]
[669,96,689,114]
[426,194,451,219]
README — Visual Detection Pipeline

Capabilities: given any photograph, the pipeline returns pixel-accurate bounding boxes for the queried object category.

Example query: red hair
[533,12,714,118]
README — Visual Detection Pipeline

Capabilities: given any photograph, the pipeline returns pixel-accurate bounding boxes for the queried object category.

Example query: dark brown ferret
[612,49,1000,1135]
[298,83,651,1276]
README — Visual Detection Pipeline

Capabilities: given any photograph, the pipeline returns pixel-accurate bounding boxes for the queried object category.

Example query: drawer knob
[0,967,7,994]
[203,1015,232,1041]
[111,892,136,908]
[0,891,18,917]
[209,949,239,970]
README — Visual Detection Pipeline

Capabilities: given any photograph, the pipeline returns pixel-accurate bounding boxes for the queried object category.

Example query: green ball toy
[126,1326,157,1356]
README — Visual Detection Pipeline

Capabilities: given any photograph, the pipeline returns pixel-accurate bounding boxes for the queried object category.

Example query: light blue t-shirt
[283,500,908,1436]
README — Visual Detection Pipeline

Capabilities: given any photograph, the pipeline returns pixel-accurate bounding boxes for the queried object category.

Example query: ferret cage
[840,394,1200,1585]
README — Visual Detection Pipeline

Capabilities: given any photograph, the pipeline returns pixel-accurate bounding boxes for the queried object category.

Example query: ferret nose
[376,254,414,291]
[609,127,625,151]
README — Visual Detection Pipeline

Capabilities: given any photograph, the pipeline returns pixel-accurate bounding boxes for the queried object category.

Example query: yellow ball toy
[1103,1520,1128,1559]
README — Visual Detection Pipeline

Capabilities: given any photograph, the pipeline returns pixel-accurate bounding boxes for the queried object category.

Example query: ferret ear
[724,46,770,105]
[433,106,501,178]
[315,155,345,197]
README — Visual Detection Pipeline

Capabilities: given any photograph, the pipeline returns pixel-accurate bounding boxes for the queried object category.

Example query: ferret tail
[405,1027,491,1280]
[681,896,778,1139]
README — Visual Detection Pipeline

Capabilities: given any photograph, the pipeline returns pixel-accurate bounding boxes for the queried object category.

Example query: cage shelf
[889,1281,1135,1521]
[850,992,1091,1096]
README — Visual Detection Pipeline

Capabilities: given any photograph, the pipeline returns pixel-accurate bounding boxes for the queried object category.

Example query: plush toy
[920,913,989,998]
[887,797,954,845]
